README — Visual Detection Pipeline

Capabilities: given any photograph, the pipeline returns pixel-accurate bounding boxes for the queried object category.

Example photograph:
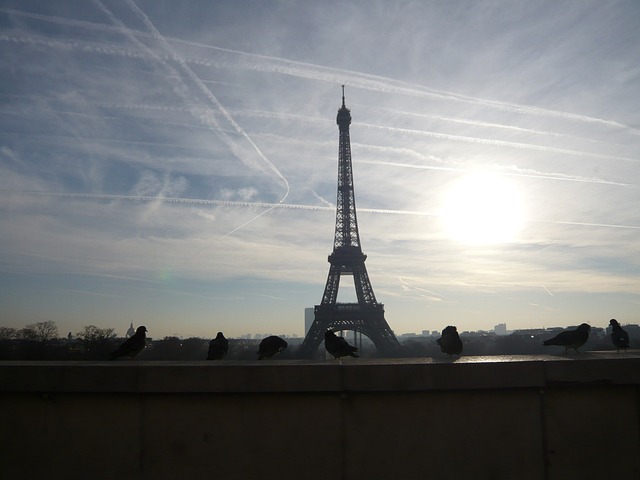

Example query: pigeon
[436,326,463,356]
[257,335,288,360]
[109,326,147,360]
[207,332,229,360]
[609,319,630,353]
[324,330,359,359]
[543,323,590,354]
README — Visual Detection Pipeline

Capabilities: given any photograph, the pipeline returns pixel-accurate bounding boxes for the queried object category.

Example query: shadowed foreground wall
[1,355,639,480]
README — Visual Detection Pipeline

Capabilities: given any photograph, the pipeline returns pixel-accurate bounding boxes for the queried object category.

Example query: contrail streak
[2,6,638,135]
[0,7,144,36]
[546,220,640,230]
[159,37,638,134]
[124,0,289,236]
[18,191,432,216]
[542,286,554,297]
[89,0,287,187]
[1,130,233,152]
[398,277,444,300]
[10,101,635,173]
[2,106,220,135]
[359,103,610,146]
[357,159,640,189]
[192,107,621,156]
[5,108,636,190]
[19,191,640,231]
[359,123,638,164]
[308,189,335,208]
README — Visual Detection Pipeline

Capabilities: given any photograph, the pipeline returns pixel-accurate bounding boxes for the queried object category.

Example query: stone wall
[1,355,639,479]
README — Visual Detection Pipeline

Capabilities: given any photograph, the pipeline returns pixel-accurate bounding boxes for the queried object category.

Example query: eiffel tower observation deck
[298,87,401,358]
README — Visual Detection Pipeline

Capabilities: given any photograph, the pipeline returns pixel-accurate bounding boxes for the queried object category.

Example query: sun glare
[439,173,524,245]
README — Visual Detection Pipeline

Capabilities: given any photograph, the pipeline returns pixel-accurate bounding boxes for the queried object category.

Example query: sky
[1,0,640,340]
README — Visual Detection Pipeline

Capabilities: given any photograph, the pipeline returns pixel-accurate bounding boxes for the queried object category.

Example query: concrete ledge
[1,354,640,393]
[2,354,639,480]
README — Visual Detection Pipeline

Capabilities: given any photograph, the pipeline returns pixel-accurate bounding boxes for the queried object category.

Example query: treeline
[1,321,636,361]
[0,321,297,361]
[0,321,119,360]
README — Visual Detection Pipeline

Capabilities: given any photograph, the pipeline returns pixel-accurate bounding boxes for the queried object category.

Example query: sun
[439,173,524,244]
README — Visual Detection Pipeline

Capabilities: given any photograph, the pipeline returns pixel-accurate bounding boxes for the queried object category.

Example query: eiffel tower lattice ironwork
[298,87,401,358]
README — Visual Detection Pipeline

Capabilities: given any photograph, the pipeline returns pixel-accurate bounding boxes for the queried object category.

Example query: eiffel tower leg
[298,309,331,359]
[297,305,401,359]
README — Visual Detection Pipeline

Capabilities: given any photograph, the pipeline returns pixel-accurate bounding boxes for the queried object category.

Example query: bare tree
[77,325,116,344]
[12,321,59,359]
[0,327,17,340]
[77,325,117,358]
[0,327,18,360]
[24,320,59,343]
[17,325,38,341]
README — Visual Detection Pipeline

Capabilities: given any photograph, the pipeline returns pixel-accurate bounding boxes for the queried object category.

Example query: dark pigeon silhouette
[609,319,630,352]
[207,332,229,360]
[324,330,359,359]
[436,325,463,356]
[543,323,590,354]
[257,335,288,360]
[109,326,147,360]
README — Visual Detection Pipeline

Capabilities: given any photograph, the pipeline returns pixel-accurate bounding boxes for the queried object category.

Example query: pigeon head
[136,326,147,335]
[325,330,336,339]
[610,319,620,328]
[578,323,591,332]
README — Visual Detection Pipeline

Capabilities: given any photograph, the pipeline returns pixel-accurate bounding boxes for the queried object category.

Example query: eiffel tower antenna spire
[298,87,401,358]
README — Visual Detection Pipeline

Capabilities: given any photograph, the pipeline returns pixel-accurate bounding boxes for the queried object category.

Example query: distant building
[624,324,640,338]
[512,328,558,338]
[126,322,135,338]
[399,333,417,339]
[494,323,508,335]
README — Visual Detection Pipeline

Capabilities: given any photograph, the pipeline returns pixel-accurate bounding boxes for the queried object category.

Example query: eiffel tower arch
[298,87,401,358]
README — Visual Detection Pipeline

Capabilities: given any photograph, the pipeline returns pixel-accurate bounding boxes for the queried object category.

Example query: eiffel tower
[298,87,401,358]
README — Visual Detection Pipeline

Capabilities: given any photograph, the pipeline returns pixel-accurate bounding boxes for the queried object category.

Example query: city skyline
[5,306,636,342]
[1,1,640,340]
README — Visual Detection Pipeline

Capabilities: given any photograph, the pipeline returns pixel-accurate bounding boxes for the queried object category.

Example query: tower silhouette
[298,87,401,358]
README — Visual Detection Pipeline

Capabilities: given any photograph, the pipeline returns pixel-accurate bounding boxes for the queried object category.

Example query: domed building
[126,322,136,338]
